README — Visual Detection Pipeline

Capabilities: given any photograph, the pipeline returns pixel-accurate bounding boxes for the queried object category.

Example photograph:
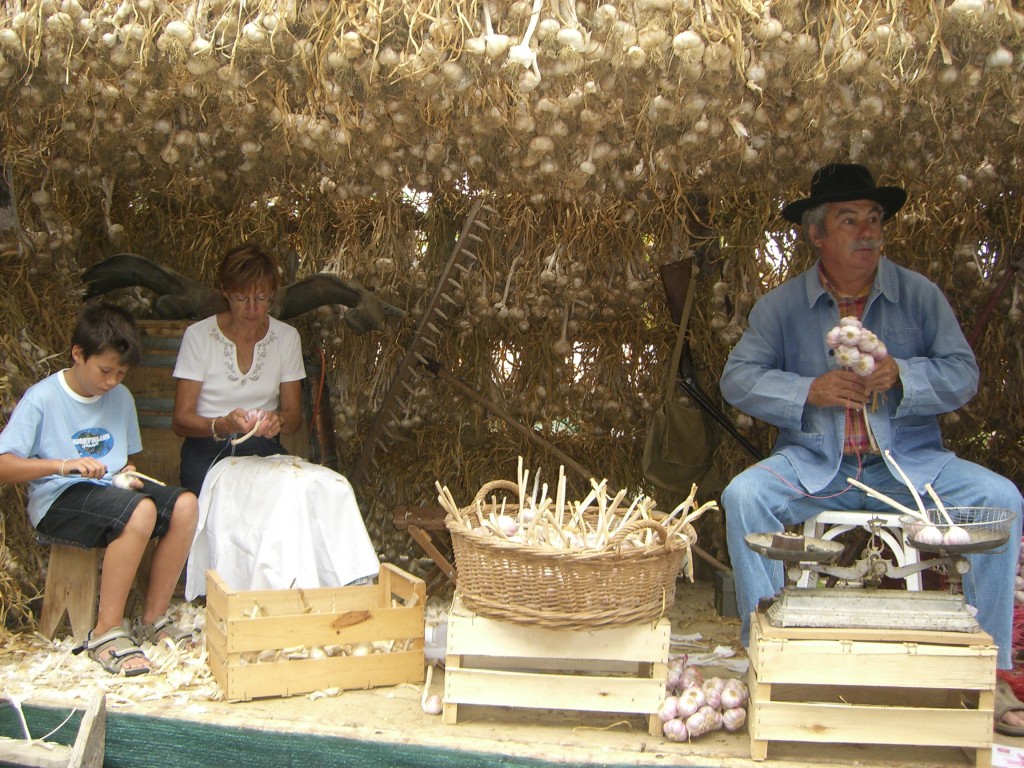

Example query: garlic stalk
[230,415,266,445]
[508,0,542,85]
[113,469,167,487]
[481,2,510,59]
[845,476,929,522]
[882,449,928,517]
[923,483,955,526]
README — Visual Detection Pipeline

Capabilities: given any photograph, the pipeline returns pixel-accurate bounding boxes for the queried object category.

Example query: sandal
[133,612,198,647]
[72,626,151,676]
[995,679,1024,737]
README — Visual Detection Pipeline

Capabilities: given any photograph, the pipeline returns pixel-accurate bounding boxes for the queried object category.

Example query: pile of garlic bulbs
[658,658,749,742]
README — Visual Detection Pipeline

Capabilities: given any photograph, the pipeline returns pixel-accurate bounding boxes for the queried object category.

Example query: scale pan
[744,532,844,563]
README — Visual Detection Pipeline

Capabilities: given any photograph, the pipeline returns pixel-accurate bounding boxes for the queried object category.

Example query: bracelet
[60,459,68,477]
[211,416,228,442]
[278,412,286,431]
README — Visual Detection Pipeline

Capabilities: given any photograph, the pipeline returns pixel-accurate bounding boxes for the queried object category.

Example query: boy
[0,303,199,676]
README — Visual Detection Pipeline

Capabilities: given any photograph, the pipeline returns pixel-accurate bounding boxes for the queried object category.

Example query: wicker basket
[446,480,693,630]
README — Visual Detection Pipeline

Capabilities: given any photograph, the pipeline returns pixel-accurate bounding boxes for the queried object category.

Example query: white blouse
[173,315,306,418]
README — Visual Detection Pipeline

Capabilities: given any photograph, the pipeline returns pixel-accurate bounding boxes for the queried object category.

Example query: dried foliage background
[1,0,1023,639]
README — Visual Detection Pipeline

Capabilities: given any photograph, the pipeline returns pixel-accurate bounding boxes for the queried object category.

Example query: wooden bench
[392,505,456,596]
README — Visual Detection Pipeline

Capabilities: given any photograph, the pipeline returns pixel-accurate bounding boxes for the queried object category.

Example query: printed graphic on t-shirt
[72,428,113,458]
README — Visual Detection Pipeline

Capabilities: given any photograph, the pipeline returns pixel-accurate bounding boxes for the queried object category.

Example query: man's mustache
[852,239,882,251]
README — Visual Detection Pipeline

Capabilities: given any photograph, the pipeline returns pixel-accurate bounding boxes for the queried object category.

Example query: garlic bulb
[943,525,972,546]
[913,524,944,546]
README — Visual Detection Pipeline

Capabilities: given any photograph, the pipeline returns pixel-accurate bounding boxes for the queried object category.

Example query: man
[719,163,1024,733]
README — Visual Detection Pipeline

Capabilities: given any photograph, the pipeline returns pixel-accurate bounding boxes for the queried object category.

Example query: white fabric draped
[185,455,379,599]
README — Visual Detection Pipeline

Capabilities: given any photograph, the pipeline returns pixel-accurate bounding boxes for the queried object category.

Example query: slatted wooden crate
[443,596,670,734]
[206,564,425,702]
[748,611,996,767]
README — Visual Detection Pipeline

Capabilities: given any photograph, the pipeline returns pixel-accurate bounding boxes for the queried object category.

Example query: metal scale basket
[745,506,1016,632]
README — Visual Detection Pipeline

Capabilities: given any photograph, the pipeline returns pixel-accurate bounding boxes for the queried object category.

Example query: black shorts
[35,479,189,548]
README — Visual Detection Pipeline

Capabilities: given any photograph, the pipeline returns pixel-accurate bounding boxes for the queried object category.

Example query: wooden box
[206,564,426,702]
[443,596,670,734]
[748,612,996,767]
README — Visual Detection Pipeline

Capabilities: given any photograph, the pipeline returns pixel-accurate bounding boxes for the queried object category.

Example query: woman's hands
[220,408,284,439]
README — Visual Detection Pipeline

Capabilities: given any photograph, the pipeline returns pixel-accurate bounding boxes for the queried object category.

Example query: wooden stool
[37,535,155,643]
[37,536,102,643]
[393,505,457,595]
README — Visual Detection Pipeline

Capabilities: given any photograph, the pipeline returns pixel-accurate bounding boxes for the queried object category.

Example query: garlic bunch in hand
[826,316,889,373]
[827,316,888,451]
[112,472,139,489]
[231,408,269,446]
[112,469,166,489]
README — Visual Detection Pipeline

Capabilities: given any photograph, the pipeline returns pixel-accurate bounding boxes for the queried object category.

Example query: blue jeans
[722,453,1023,669]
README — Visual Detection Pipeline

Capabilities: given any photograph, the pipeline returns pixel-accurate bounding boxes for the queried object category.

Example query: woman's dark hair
[71,303,142,366]
[217,242,281,294]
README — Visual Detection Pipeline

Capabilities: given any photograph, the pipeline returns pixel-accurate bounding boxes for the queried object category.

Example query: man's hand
[807,369,871,408]
[862,355,900,394]
[809,358,901,409]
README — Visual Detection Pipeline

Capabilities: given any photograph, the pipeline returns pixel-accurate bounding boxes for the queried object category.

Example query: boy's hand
[66,457,107,478]
[113,464,144,489]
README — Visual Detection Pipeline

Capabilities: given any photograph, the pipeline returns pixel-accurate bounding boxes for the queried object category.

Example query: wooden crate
[748,611,996,767]
[206,564,425,702]
[443,596,670,734]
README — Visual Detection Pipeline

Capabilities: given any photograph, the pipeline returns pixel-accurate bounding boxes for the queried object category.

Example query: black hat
[782,163,907,224]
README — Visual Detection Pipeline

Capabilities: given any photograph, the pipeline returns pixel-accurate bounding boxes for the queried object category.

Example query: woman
[172,242,305,495]
[172,243,379,598]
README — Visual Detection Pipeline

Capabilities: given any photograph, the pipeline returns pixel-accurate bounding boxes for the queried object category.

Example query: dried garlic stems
[924,483,955,526]
[230,416,266,446]
[438,458,712,552]
[883,450,928,517]
[844,449,953,526]
[845,476,926,521]
[122,469,166,486]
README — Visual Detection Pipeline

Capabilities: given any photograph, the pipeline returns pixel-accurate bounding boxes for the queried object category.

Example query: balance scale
[744,515,1012,633]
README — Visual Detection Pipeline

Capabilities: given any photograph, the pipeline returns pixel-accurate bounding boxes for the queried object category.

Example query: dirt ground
[1,577,1019,767]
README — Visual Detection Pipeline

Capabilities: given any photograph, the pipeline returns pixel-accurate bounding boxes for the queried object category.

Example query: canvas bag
[642,262,719,496]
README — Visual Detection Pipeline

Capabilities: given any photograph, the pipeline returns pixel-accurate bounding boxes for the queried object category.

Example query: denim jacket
[720,257,978,493]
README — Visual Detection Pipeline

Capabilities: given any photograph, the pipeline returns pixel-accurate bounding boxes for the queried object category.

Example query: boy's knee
[174,493,200,528]
[126,499,158,534]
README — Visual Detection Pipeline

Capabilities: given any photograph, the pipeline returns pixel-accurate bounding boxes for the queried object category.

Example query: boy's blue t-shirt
[0,369,142,527]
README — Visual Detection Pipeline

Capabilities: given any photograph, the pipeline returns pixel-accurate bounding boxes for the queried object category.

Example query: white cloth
[173,315,305,418]
[185,455,379,598]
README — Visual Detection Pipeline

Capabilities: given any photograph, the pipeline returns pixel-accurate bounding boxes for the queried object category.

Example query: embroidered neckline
[210,321,275,384]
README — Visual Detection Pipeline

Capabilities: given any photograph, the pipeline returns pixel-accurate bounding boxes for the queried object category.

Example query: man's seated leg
[722,455,824,647]
[928,457,1024,670]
